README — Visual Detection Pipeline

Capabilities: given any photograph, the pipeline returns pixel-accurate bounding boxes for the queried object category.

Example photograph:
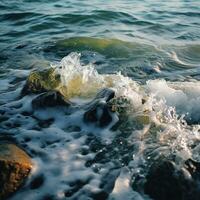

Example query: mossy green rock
[21,68,61,95]
[0,143,32,200]
[108,96,131,114]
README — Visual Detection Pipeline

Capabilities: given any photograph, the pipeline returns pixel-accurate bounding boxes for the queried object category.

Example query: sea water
[0,0,200,199]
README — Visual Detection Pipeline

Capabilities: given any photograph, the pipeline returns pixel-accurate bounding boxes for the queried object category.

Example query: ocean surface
[0,0,200,200]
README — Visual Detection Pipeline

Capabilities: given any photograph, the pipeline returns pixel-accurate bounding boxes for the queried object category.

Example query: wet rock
[109,96,132,132]
[84,100,113,127]
[83,88,116,127]
[30,174,45,189]
[32,91,72,109]
[90,190,108,200]
[108,96,131,114]
[84,88,116,110]
[184,158,200,180]
[21,68,60,95]
[83,88,133,128]
[93,88,115,102]
[0,143,32,199]
[144,160,200,200]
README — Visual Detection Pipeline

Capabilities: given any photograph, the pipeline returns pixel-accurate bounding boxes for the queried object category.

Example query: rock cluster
[22,68,128,127]
[3,66,200,200]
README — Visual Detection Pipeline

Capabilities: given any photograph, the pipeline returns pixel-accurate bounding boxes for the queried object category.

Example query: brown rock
[0,143,32,199]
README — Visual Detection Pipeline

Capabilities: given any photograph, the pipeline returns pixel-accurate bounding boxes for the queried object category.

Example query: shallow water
[0,0,200,200]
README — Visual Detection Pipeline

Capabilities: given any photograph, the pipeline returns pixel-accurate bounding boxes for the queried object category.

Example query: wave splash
[1,52,200,200]
[53,52,200,125]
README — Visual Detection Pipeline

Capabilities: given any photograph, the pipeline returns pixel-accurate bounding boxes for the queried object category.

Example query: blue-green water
[1,0,200,81]
[1,1,200,200]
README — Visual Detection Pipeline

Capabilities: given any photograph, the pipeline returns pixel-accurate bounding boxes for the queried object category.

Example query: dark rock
[144,160,200,200]
[84,100,113,127]
[100,168,121,193]
[108,96,132,132]
[90,191,108,200]
[21,68,61,96]
[93,88,115,102]
[65,179,90,197]
[0,143,32,200]
[84,88,116,110]
[83,88,116,127]
[184,158,200,180]
[30,174,45,189]
[32,91,72,109]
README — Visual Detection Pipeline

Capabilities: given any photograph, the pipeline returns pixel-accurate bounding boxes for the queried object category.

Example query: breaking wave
[0,52,200,200]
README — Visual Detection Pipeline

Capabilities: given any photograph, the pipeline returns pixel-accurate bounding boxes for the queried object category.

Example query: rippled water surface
[1,0,200,79]
[0,0,200,200]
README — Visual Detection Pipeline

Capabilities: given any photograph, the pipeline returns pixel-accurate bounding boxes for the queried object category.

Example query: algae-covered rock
[32,91,72,109]
[21,68,61,95]
[108,96,131,114]
[0,143,32,200]
[83,89,134,128]
[108,96,133,131]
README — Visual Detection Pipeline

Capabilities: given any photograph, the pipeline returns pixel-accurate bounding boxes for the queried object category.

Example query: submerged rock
[21,68,61,95]
[144,159,200,200]
[0,143,32,199]
[32,91,72,109]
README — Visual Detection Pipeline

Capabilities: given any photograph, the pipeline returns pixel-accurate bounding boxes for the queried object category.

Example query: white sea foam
[109,168,145,200]
[147,79,200,123]
[0,52,200,200]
